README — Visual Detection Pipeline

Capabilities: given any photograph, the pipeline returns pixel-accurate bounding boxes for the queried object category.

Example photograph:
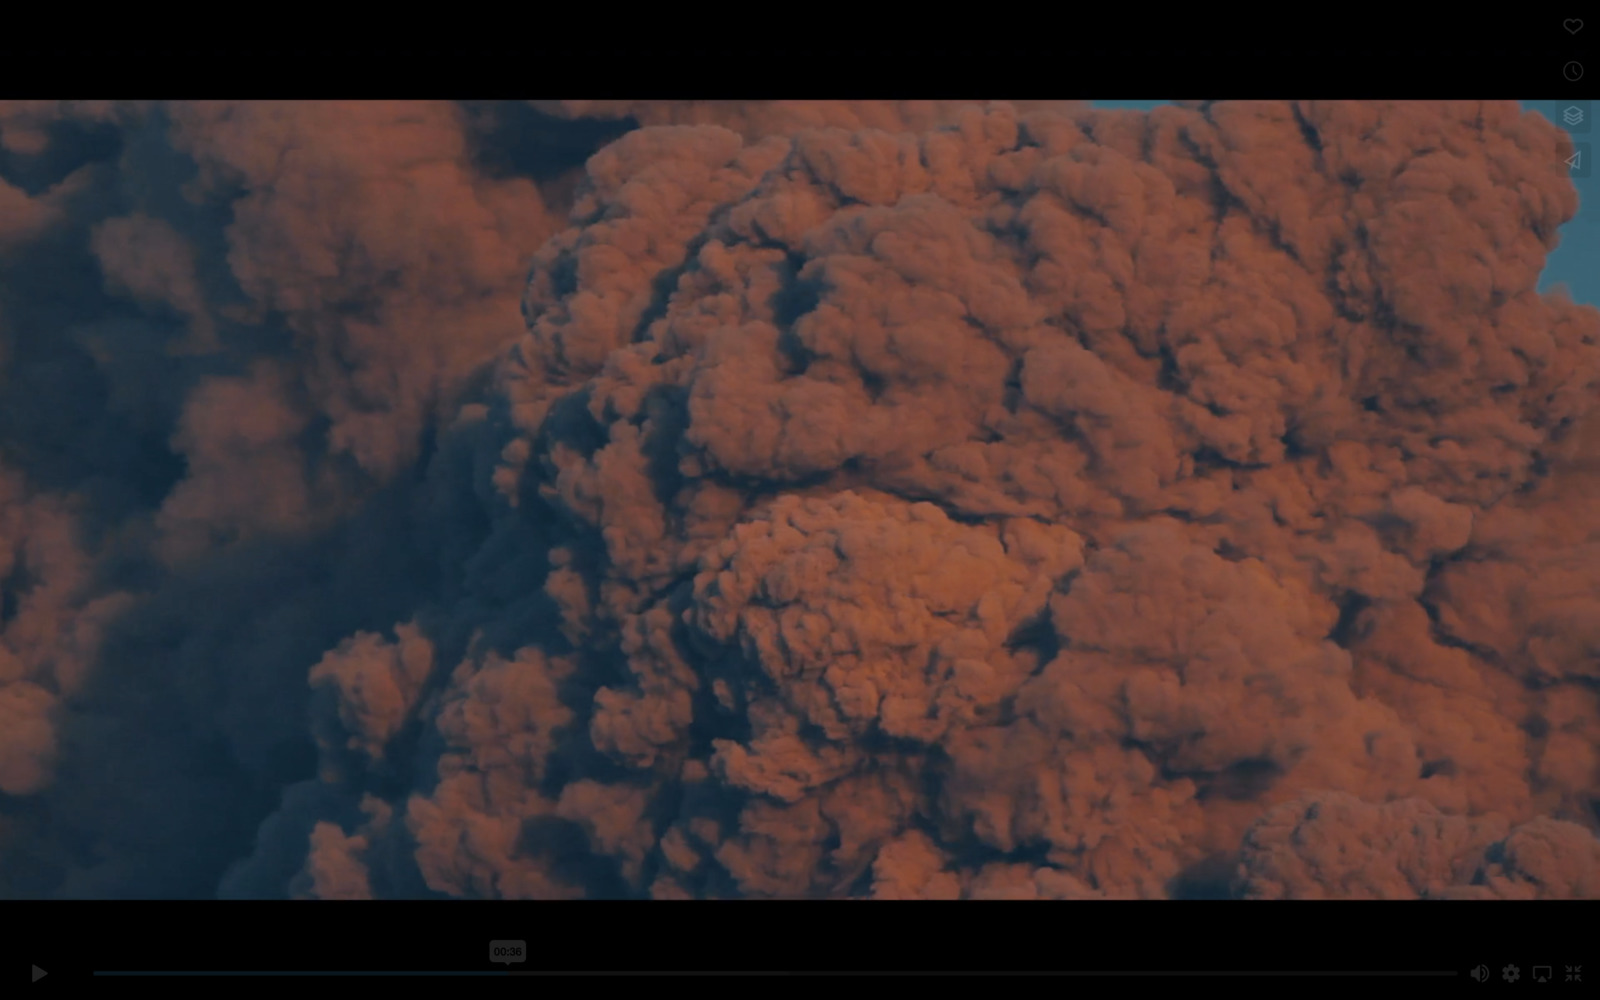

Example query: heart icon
[1566,18,1584,34]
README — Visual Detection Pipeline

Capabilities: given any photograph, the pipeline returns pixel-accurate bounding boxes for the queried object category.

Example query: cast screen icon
[1533,966,1553,983]
[490,940,528,965]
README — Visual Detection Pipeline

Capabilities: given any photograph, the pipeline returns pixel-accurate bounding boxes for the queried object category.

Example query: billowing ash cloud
[0,100,1595,900]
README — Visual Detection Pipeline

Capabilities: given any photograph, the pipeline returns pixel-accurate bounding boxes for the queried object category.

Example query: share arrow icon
[1571,150,1583,170]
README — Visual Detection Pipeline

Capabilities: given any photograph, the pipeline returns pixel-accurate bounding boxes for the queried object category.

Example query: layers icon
[1561,100,1591,134]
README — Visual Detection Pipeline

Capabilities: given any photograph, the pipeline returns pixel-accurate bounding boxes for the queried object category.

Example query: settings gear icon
[1503,965,1521,983]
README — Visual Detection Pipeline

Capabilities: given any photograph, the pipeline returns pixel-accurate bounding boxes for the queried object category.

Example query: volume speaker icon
[1470,964,1490,982]
[1567,106,1586,127]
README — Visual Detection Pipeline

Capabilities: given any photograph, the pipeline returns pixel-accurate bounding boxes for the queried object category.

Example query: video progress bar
[95,970,1463,977]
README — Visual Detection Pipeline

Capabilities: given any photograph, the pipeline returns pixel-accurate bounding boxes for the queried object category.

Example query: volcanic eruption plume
[0,99,1595,899]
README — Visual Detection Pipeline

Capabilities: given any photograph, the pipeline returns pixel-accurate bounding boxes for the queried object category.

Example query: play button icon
[33,965,46,983]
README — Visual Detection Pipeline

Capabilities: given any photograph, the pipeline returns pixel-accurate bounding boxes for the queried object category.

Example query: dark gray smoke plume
[0,100,1595,900]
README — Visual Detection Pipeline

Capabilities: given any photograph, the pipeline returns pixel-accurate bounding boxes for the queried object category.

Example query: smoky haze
[0,99,1596,901]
